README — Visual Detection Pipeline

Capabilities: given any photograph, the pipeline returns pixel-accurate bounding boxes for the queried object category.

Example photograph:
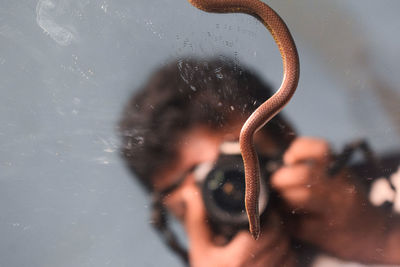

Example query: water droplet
[135,136,144,145]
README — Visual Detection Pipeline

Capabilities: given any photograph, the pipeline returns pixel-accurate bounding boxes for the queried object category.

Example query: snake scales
[188,0,299,239]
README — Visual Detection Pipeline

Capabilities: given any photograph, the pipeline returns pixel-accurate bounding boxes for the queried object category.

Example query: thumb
[181,181,214,250]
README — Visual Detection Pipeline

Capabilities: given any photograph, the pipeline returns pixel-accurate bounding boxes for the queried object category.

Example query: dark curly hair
[118,56,295,192]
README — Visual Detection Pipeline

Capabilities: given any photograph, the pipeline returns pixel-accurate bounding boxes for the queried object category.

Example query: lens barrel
[201,155,269,227]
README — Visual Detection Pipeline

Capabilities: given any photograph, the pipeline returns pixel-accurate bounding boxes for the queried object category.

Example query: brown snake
[187,0,299,239]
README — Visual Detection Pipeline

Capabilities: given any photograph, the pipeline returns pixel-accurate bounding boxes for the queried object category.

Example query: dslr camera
[193,141,281,239]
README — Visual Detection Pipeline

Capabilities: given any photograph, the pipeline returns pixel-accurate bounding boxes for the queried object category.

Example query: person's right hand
[178,177,297,267]
[270,137,400,264]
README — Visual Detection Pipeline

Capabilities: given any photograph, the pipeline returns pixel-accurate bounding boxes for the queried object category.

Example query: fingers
[227,213,293,267]
[283,137,331,165]
[181,179,214,251]
[252,235,293,267]
[227,212,280,254]
[272,163,315,188]
[271,160,319,206]
[226,230,267,255]
[271,137,333,209]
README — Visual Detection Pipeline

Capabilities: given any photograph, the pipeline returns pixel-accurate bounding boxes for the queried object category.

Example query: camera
[193,141,282,238]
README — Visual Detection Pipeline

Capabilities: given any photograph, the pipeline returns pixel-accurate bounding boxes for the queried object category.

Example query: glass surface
[0,0,399,266]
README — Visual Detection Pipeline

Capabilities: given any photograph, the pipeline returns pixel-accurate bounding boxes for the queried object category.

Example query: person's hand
[178,177,297,267]
[270,137,392,263]
[271,137,355,216]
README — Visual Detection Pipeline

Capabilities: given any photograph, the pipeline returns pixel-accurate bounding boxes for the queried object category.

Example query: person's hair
[118,56,295,192]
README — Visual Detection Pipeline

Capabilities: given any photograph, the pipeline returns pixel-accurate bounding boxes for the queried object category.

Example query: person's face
[153,122,281,224]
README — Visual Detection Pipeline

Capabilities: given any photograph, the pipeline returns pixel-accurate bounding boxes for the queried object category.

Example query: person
[118,57,400,266]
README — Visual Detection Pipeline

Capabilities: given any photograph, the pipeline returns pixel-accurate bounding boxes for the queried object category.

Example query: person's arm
[175,177,297,267]
[271,137,400,264]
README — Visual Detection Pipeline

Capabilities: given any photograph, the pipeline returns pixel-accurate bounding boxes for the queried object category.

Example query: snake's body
[188,0,300,239]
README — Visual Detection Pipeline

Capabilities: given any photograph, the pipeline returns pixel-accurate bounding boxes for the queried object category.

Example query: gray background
[0,0,399,266]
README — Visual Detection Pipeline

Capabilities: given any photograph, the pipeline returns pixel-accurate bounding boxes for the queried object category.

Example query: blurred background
[0,0,399,266]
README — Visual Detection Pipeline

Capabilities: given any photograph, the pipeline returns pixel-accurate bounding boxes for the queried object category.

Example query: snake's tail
[249,213,260,240]
[242,133,261,240]
[247,189,260,240]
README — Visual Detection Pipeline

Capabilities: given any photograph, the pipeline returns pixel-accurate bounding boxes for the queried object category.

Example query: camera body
[193,141,281,238]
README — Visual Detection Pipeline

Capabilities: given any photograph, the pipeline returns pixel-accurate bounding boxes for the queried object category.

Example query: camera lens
[207,169,246,214]
[200,155,269,226]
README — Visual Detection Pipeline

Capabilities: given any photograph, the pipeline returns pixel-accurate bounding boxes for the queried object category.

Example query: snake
[187,0,299,239]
